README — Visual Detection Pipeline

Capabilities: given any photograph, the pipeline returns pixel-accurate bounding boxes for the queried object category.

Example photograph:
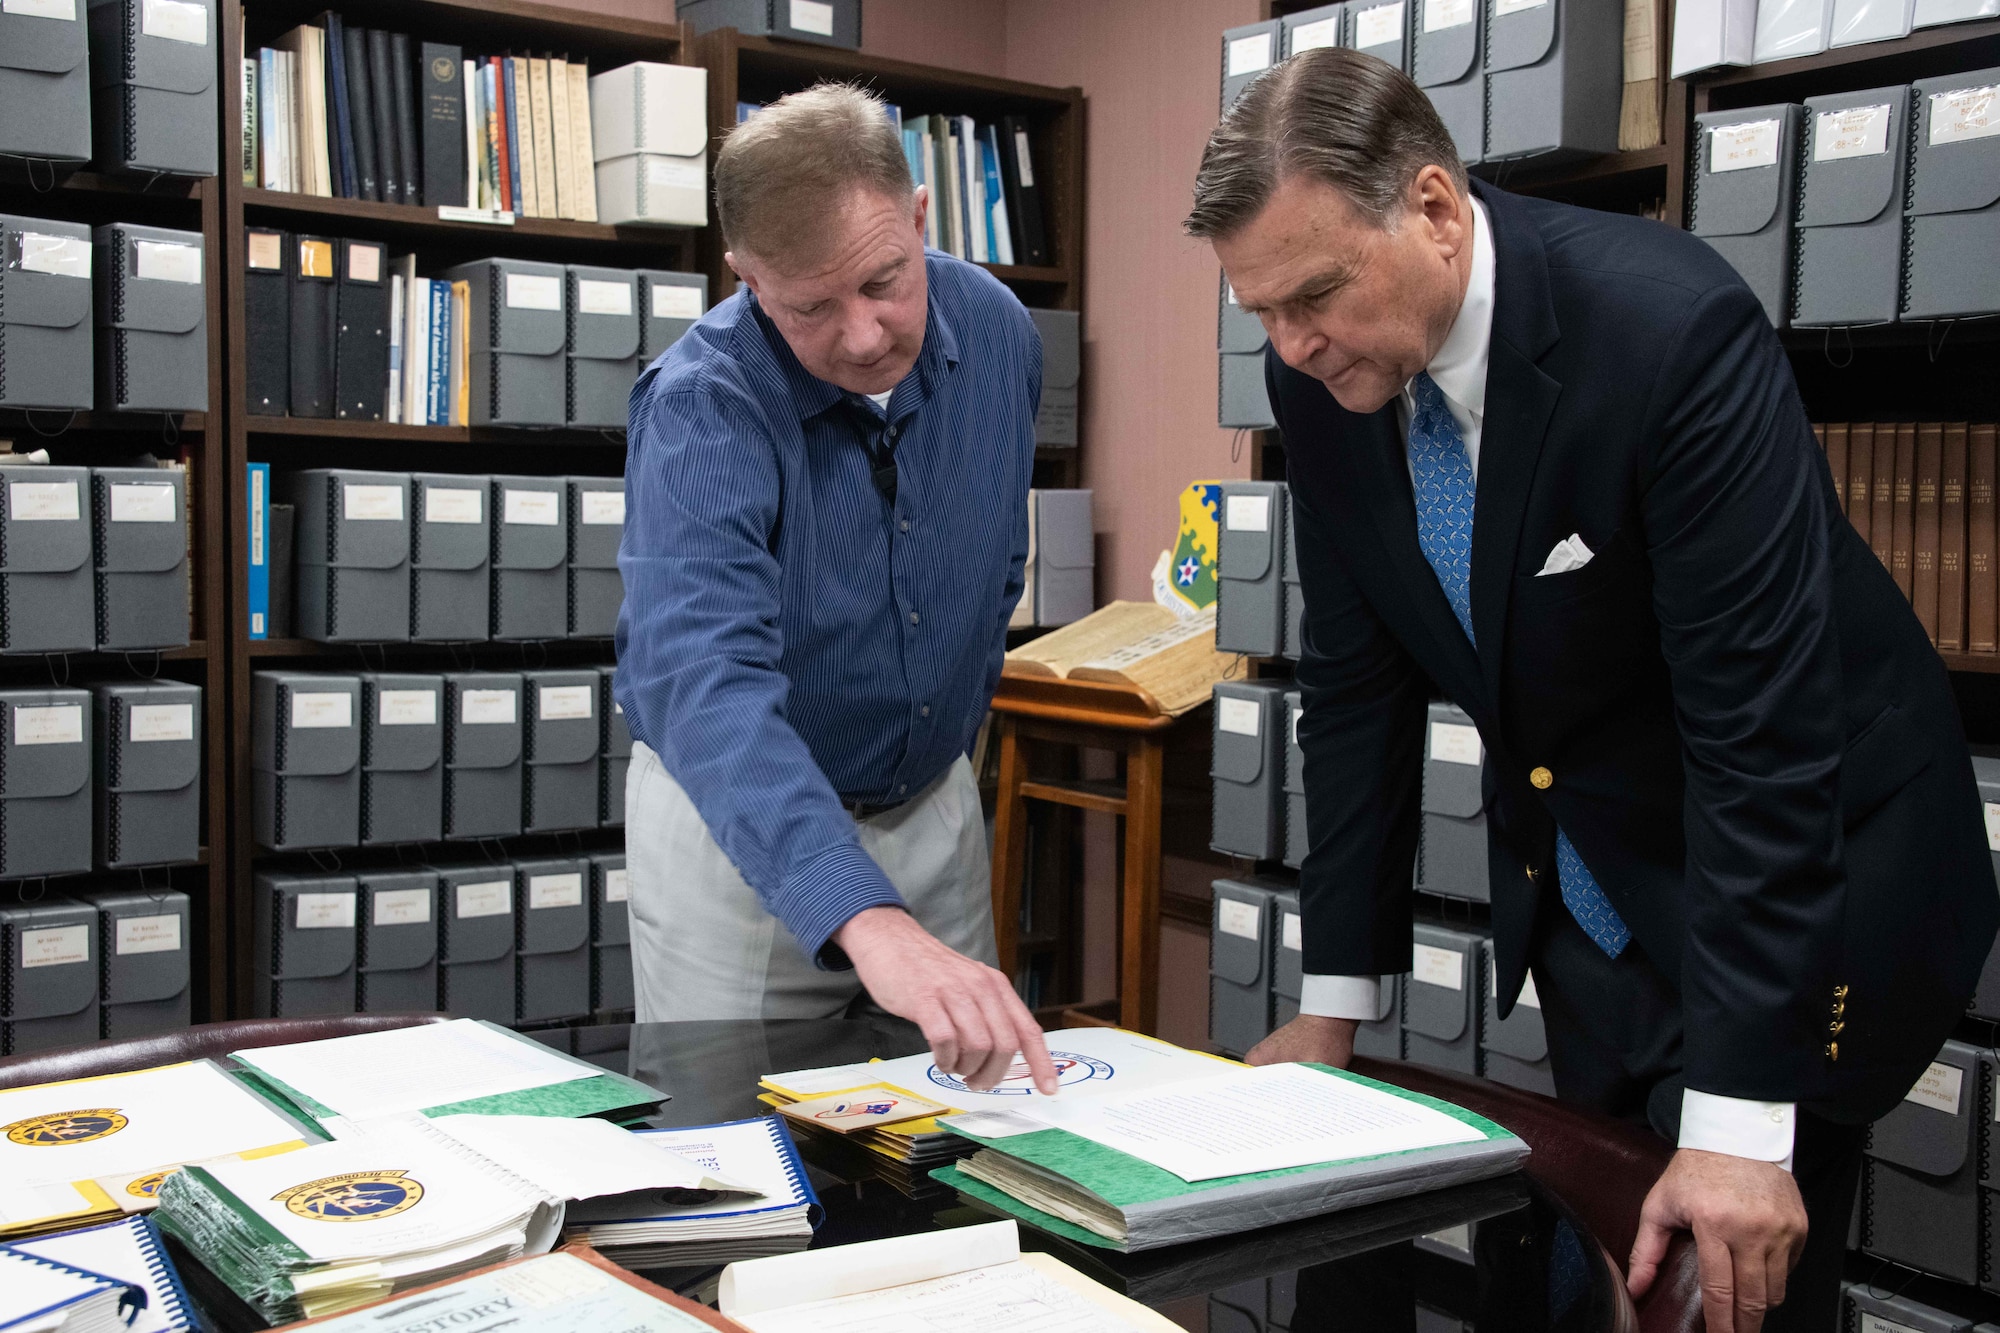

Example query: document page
[424,1115,756,1202]
[728,1258,1168,1333]
[293,1252,721,1333]
[570,1121,803,1223]
[1023,1063,1485,1182]
[234,1020,594,1119]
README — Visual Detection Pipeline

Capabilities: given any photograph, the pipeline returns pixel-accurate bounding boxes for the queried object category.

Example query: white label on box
[1494,0,1547,12]
[644,156,706,193]
[1014,129,1035,189]
[1863,1316,1921,1333]
[134,239,201,283]
[457,880,512,918]
[296,893,356,929]
[9,481,79,522]
[505,272,563,311]
[1425,0,1473,31]
[790,0,835,35]
[605,869,630,902]
[1413,942,1464,990]
[1228,31,1274,76]
[1355,1,1405,47]
[652,284,704,320]
[1282,911,1301,952]
[1226,493,1271,531]
[1491,965,1542,1009]
[539,685,593,721]
[347,243,381,283]
[141,0,204,43]
[1217,696,1262,737]
[3,0,75,18]
[577,279,633,316]
[1291,15,1341,51]
[462,689,517,725]
[1710,119,1782,172]
[529,873,583,909]
[1217,898,1262,941]
[1904,1060,1964,1115]
[116,914,182,955]
[378,690,437,726]
[19,233,89,278]
[343,484,403,521]
[1430,720,1482,765]
[1814,104,1891,160]
[373,888,432,926]
[110,483,176,523]
[581,491,625,525]
[291,692,352,729]
[424,487,483,525]
[22,925,88,968]
[1985,801,2000,851]
[15,704,82,746]
[1930,85,2000,144]
[129,703,193,742]
[504,489,560,526]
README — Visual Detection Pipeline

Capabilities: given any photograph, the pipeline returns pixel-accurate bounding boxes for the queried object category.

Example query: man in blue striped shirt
[615,85,1056,1094]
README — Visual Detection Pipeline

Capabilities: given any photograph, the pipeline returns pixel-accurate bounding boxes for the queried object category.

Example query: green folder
[930,1064,1528,1252]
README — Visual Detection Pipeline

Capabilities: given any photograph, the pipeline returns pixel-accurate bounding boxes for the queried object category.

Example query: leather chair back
[0,1012,449,1089]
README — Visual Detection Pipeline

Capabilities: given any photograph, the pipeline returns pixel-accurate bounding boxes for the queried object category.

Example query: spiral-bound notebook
[11,1217,194,1333]
[0,1244,141,1333]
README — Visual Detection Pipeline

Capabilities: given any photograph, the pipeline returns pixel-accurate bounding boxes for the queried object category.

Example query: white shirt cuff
[1679,1089,1796,1173]
[1299,974,1392,1023]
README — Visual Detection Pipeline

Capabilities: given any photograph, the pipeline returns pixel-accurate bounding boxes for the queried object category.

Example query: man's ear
[911,185,930,243]
[725,250,759,299]
[1413,166,1468,261]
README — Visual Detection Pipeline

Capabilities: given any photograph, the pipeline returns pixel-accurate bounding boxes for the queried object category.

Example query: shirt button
[921,704,931,717]
[1529,766,1553,790]
[900,519,910,533]
[909,611,920,625]
[899,784,908,795]
[1768,1108,1788,1124]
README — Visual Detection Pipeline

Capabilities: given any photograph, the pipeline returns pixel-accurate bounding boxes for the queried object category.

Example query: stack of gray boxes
[0,465,190,654]
[1211,679,1290,862]
[1418,701,1488,901]
[1861,1038,1983,1285]
[1689,104,1805,328]
[589,851,631,1014]
[1028,308,1079,448]
[0,215,94,411]
[1217,481,1288,658]
[354,870,438,1012]
[1405,921,1482,1075]
[86,0,217,176]
[516,856,591,1024]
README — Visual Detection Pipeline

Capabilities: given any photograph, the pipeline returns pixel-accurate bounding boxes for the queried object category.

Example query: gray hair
[715,82,913,264]
[1185,46,1467,239]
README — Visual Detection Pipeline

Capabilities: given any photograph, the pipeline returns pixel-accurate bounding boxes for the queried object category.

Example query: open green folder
[930,1064,1528,1252]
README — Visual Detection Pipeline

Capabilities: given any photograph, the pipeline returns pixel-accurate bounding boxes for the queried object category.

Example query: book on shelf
[1002,600,1232,716]
[900,113,1048,269]
[1619,0,1662,150]
[368,28,401,203]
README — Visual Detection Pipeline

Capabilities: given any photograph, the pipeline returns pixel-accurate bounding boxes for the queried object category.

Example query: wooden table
[988,673,1196,1034]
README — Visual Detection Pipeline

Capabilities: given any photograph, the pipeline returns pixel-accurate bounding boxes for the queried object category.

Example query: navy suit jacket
[1274,179,1998,1123]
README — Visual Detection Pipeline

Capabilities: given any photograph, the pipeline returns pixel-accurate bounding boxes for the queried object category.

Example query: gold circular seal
[4,1109,129,1147]
[126,1170,171,1199]
[432,56,457,83]
[277,1170,425,1222]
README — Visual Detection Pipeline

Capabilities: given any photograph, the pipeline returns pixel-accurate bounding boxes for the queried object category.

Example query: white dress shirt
[1295,197,1797,1172]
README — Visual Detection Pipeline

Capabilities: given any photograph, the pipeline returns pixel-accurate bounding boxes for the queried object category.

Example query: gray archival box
[0,468,95,653]
[522,669,601,834]
[1418,701,1489,901]
[490,476,570,641]
[1211,877,1280,1057]
[86,0,217,175]
[1028,489,1094,626]
[1405,921,1482,1076]
[1029,308,1079,447]
[357,673,444,846]
[1217,481,1287,657]
[94,224,207,410]
[1483,0,1622,164]
[1794,85,1911,327]
[516,857,591,1024]
[285,469,412,643]
[1690,103,1803,328]
[676,0,862,48]
[0,687,93,878]
[254,872,357,1018]
[1903,66,2000,321]
[1283,690,1307,869]
[565,266,641,429]
[1411,0,1484,164]
[444,258,567,426]
[1220,20,1281,109]
[442,673,523,840]
[0,898,99,1055]
[1210,679,1290,861]
[437,864,516,1023]
[0,215,92,410]
[1272,885,1304,1025]
[80,887,191,1040]
[93,680,200,870]
[1861,1038,1981,1283]
[600,665,631,827]
[590,852,632,1014]
[567,476,625,639]
[636,270,707,362]
[1354,0,1412,71]
[0,0,90,165]
[1479,937,1554,1095]
[355,870,438,1013]
[252,671,361,851]
[409,474,491,642]
[93,466,191,650]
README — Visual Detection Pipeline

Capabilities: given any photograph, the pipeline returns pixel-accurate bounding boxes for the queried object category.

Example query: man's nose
[1266,313,1326,372]
[840,304,889,358]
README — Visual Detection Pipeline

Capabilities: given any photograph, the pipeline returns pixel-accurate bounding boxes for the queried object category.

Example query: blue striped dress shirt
[614,250,1042,965]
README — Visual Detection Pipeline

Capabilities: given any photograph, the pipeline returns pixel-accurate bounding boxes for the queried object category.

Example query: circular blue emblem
[925,1050,1113,1096]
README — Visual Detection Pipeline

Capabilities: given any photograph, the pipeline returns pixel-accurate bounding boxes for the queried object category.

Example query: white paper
[1355,1,1405,47]
[789,0,835,35]
[424,487,483,525]
[1027,1063,1484,1182]
[729,1257,1161,1333]
[373,889,432,927]
[378,690,437,727]
[461,689,516,725]
[1429,721,1481,765]
[1217,696,1261,737]
[22,924,88,969]
[1931,86,2000,144]
[646,156,706,191]
[1413,942,1464,990]
[427,1115,750,1203]
[1425,0,1474,30]
[1217,898,1262,941]
[1986,801,2000,852]
[1905,1060,1964,1114]
[2,0,74,17]
[291,692,353,730]
[577,279,632,316]
[529,873,583,910]
[1290,15,1341,52]
[1815,104,1891,160]
[1711,119,1782,172]
[129,703,193,742]
[1227,31,1273,77]
[348,244,381,283]
[133,240,201,284]
[9,480,79,522]
[538,686,593,721]
[1495,0,1548,13]
[652,284,704,320]
[343,484,404,521]
[116,915,181,955]
[604,870,629,903]
[504,489,560,526]
[233,1019,596,1121]
[456,881,512,919]
[19,233,89,278]
[16,704,82,746]
[1225,493,1270,532]
[1283,912,1302,952]
[580,491,625,525]
[110,483,176,523]
[296,893,356,930]
[140,0,204,42]
[723,1222,1018,1318]
[505,273,562,311]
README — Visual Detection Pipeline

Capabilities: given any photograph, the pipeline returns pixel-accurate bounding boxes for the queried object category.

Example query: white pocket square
[1536,533,1595,577]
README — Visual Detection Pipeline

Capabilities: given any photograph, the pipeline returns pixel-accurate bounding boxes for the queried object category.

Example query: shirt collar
[1424,196,1494,423]
[748,253,963,424]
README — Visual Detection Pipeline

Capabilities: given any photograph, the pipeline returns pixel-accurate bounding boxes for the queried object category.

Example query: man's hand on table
[1244,1015,1358,1069]
[835,906,1059,1095]
[1628,1148,1808,1333]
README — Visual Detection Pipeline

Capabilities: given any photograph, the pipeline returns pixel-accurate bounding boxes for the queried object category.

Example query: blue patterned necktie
[1407,372,1631,958]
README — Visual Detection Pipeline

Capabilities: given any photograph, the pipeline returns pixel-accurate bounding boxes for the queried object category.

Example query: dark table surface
[531,1018,1623,1333]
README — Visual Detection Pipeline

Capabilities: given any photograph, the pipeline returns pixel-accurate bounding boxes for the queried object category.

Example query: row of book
[900,113,1049,268]
[1812,422,1999,652]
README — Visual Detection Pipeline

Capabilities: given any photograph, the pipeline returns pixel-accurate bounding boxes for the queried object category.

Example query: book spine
[1891,423,1915,599]
[242,56,258,186]
[1914,423,1942,644]
[1941,423,1968,653]
[464,60,481,210]
[548,57,574,220]
[365,29,399,204]
[247,462,270,639]
[1846,423,1873,545]
[566,61,597,222]
[389,31,420,205]
[1001,113,1049,266]
[1825,423,1848,516]
[259,50,280,189]
[1870,423,1894,571]
[386,272,404,424]
[493,57,514,214]
[983,126,1014,266]
[343,25,379,201]
[324,13,356,198]
[509,56,533,216]
[919,129,938,248]
[428,279,449,425]
[453,279,470,427]
[407,275,430,426]
[960,115,984,262]
[1972,424,1997,653]
[309,29,332,195]
[421,41,467,209]
[529,58,557,219]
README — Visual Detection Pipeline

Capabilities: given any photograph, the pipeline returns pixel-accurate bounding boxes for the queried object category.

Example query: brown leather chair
[0,1012,450,1090]
[1352,1056,1703,1333]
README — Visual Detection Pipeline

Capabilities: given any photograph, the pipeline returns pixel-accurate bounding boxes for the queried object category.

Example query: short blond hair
[715,82,913,264]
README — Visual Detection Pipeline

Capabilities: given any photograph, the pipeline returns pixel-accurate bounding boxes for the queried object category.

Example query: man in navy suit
[1187,48,1996,1333]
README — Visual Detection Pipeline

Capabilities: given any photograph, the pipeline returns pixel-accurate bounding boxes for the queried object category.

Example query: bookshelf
[691,29,1088,489]
[217,0,695,1018]
[0,169,231,1025]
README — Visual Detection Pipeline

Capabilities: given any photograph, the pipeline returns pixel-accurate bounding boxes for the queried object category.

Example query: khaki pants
[625,742,997,1020]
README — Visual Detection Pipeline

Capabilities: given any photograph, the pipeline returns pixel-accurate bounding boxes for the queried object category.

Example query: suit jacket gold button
[1530,766,1553,789]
